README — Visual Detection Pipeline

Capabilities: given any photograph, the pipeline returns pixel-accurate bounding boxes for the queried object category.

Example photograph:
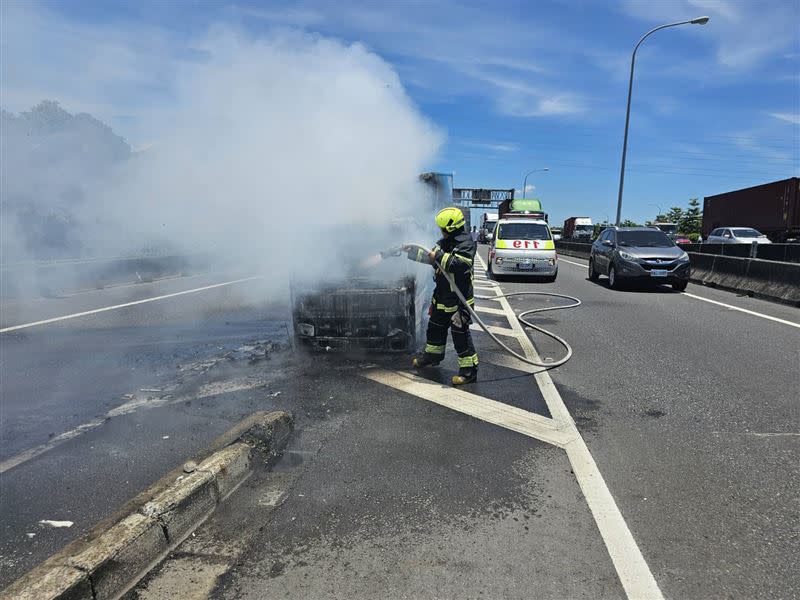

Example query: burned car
[291,172,453,353]
[292,275,418,352]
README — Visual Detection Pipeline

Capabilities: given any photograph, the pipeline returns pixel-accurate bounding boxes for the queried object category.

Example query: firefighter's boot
[451,367,478,386]
[412,355,442,369]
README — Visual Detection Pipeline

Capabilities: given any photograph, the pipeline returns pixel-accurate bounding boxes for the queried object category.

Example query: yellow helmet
[435,207,465,233]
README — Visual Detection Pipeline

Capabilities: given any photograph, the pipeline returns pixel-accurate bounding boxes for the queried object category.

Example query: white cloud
[768,112,800,126]
[463,141,518,153]
[231,1,581,120]
[514,184,536,195]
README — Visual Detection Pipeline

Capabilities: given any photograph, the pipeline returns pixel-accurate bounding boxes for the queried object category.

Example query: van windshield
[497,222,551,240]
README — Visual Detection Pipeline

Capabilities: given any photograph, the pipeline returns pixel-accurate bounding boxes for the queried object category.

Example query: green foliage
[593,222,612,237]
[665,207,684,223]
[687,232,701,243]
[679,198,702,235]
[620,219,641,227]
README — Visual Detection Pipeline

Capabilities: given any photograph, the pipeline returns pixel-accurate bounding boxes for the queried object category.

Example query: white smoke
[2,12,443,294]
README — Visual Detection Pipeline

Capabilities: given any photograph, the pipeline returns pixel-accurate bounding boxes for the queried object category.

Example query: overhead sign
[453,188,515,206]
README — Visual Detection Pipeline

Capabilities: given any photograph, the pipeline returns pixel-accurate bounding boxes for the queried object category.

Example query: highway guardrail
[678,243,800,263]
[555,241,800,305]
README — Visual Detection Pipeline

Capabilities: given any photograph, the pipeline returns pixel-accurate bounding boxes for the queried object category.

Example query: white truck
[479,212,498,243]
[563,216,593,241]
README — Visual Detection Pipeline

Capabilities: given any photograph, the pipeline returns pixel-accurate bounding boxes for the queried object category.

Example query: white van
[488,218,557,282]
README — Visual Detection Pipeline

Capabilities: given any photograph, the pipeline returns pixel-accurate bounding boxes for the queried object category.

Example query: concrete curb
[0,411,293,600]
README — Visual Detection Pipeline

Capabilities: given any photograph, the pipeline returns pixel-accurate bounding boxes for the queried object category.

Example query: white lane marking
[0,375,277,474]
[563,435,663,600]
[0,276,261,333]
[559,257,588,268]
[556,255,800,329]
[482,351,547,375]
[430,248,666,599]
[469,323,516,337]
[680,292,800,329]
[474,305,507,316]
[0,418,106,474]
[362,370,573,448]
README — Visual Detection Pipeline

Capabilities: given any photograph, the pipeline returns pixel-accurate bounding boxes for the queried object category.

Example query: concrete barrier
[554,242,799,305]
[555,241,591,260]
[680,243,800,263]
[687,253,800,305]
[0,411,293,600]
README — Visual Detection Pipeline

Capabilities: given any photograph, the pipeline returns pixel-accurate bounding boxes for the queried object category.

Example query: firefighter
[404,207,478,386]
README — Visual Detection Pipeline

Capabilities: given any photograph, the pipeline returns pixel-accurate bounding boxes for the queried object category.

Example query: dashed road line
[0,276,261,333]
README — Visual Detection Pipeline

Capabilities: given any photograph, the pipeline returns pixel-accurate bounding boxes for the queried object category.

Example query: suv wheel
[672,279,688,292]
[588,257,599,281]
[608,264,620,289]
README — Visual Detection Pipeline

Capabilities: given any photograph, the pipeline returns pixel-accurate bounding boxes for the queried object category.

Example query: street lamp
[522,167,549,199]
[649,203,663,217]
[615,16,709,226]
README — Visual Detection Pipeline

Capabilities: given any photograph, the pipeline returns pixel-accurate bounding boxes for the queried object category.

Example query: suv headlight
[617,250,639,262]
[677,251,690,262]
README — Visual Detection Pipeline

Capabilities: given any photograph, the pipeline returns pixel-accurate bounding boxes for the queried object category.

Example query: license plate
[517,263,534,270]
[650,269,668,277]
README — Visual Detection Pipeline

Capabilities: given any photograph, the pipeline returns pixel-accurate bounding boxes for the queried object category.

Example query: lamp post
[615,16,709,226]
[522,167,549,199]
[649,203,663,218]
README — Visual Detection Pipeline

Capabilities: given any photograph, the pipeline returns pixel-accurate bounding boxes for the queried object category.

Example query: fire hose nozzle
[380,247,403,259]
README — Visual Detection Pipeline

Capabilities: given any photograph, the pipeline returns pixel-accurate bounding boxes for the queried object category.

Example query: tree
[665,207,684,224]
[679,198,702,235]
[620,219,641,227]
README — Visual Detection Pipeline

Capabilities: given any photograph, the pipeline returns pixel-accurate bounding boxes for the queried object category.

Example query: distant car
[674,236,692,245]
[550,227,563,241]
[706,227,772,244]
[589,227,690,291]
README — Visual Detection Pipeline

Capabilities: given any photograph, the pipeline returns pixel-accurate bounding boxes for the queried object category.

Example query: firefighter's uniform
[407,207,478,386]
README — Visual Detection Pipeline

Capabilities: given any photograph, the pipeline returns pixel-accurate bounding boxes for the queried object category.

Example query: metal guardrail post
[750,241,758,259]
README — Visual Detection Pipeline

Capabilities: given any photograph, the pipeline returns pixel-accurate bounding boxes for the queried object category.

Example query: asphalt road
[0,274,293,583]
[2,250,799,598]
[134,248,797,600]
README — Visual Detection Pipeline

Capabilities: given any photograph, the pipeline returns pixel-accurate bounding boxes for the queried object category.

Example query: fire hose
[381,244,581,368]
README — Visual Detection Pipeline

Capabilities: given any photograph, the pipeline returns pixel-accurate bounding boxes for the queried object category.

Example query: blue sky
[2,0,798,226]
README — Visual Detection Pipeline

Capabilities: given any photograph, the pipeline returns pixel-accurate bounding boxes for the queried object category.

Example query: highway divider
[0,410,293,600]
[0,254,207,298]
[679,243,800,263]
[555,241,800,305]
[689,253,800,305]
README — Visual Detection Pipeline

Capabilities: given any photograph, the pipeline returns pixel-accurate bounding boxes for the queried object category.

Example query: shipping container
[703,178,800,242]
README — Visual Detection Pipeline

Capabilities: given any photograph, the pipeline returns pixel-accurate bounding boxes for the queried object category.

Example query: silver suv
[589,227,690,291]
